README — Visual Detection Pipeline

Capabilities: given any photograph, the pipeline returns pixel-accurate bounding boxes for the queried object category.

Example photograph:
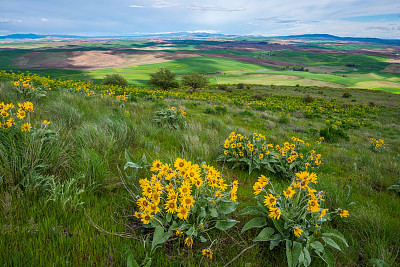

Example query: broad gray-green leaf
[253,227,274,242]
[286,240,302,267]
[317,249,335,267]
[241,217,268,233]
[210,208,218,217]
[269,234,282,250]
[323,230,348,247]
[215,219,238,231]
[237,206,267,216]
[217,200,238,215]
[310,241,324,253]
[303,247,311,267]
[200,235,207,242]
[152,226,172,250]
[369,258,390,267]
[322,237,341,251]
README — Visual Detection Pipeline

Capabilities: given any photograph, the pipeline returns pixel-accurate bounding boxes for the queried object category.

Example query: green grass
[271,51,390,72]
[1,71,400,266]
[89,56,269,86]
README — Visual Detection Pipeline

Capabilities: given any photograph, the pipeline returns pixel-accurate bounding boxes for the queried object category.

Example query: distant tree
[181,73,209,89]
[102,74,128,87]
[149,68,179,90]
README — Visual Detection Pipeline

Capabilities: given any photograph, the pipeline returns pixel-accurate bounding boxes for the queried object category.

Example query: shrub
[181,73,209,89]
[236,83,245,89]
[153,107,187,129]
[239,172,349,267]
[303,95,314,103]
[124,155,239,263]
[149,68,179,91]
[319,125,349,143]
[278,114,290,124]
[102,74,128,87]
[342,92,352,98]
[217,132,323,177]
[217,84,231,92]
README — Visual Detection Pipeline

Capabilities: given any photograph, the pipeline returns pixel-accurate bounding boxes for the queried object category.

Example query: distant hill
[1,32,399,46]
[0,32,232,40]
[282,34,400,46]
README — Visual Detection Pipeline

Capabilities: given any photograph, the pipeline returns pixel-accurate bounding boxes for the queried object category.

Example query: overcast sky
[1,0,400,38]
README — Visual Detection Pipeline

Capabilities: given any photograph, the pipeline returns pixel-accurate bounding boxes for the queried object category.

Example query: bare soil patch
[12,50,196,70]
[382,64,400,73]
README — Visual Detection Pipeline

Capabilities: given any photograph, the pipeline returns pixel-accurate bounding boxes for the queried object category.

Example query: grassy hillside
[1,71,399,266]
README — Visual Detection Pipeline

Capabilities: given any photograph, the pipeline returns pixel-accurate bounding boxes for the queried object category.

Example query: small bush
[236,83,245,89]
[181,73,209,89]
[278,114,290,124]
[149,68,179,91]
[238,110,255,117]
[217,84,231,92]
[303,94,314,103]
[153,107,187,129]
[342,92,352,98]
[319,125,349,143]
[102,74,128,87]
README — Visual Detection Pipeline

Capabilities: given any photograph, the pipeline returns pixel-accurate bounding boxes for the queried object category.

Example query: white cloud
[187,30,218,33]
[187,4,247,12]
[152,0,179,8]
[0,18,22,23]
[129,5,144,8]
[41,18,49,22]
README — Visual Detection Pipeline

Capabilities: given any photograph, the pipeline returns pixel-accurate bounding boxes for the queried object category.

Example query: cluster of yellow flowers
[134,158,238,225]
[220,132,323,176]
[253,171,349,238]
[13,79,33,90]
[0,101,34,131]
[171,107,186,116]
[370,138,385,148]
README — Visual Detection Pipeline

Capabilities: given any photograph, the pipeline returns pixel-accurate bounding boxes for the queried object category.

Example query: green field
[1,38,400,93]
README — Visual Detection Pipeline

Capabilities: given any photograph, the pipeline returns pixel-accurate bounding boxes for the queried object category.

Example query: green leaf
[303,247,311,267]
[143,258,152,267]
[215,219,238,231]
[186,226,195,236]
[241,217,268,233]
[269,234,282,250]
[321,249,335,267]
[322,230,348,247]
[369,258,390,267]
[152,226,172,251]
[286,240,302,267]
[237,206,267,216]
[217,200,238,215]
[322,237,341,251]
[210,208,218,218]
[166,213,172,223]
[387,185,400,190]
[200,235,207,242]
[127,254,140,267]
[272,218,285,235]
[197,207,206,222]
[310,241,324,253]
[253,227,274,242]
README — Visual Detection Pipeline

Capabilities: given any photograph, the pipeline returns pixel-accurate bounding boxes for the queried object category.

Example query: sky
[1,0,400,39]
